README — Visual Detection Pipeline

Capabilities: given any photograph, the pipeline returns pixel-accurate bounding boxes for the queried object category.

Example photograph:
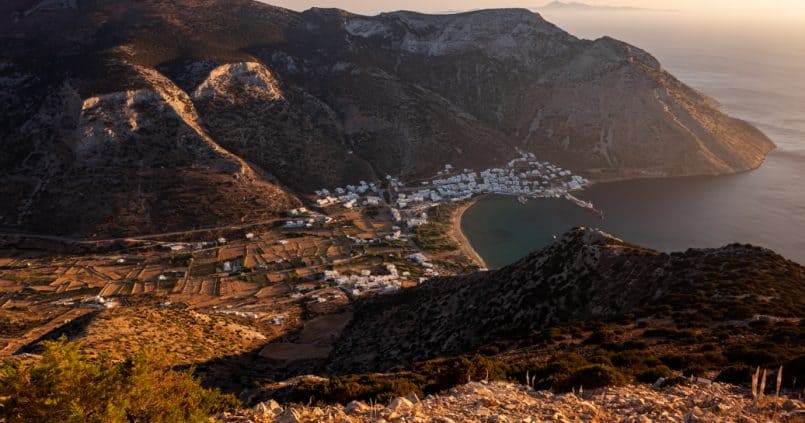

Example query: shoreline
[450,196,488,270]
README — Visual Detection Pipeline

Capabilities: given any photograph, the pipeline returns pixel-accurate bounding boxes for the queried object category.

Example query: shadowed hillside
[330,228,804,372]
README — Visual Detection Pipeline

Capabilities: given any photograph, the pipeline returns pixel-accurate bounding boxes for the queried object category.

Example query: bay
[462,10,805,268]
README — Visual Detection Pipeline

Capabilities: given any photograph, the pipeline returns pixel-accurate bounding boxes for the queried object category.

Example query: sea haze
[462,9,805,267]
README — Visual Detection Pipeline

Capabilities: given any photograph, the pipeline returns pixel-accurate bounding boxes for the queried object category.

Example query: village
[314,152,592,230]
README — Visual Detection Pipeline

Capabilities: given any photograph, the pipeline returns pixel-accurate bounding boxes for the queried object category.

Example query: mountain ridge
[0,0,775,237]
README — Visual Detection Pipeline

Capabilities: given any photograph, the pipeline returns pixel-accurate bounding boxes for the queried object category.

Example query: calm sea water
[462,11,805,267]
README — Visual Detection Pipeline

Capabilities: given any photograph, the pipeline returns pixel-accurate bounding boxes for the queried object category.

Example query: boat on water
[517,196,528,205]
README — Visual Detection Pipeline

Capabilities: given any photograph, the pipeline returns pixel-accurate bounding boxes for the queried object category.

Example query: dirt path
[0,218,283,245]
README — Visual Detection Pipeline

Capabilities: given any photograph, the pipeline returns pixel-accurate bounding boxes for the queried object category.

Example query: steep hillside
[332,10,773,180]
[0,59,298,237]
[330,228,804,372]
[0,1,774,237]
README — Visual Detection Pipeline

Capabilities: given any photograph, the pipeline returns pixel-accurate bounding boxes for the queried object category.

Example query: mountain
[0,1,774,237]
[330,227,804,372]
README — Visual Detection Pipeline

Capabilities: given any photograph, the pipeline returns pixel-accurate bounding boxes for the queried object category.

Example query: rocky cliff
[0,0,775,237]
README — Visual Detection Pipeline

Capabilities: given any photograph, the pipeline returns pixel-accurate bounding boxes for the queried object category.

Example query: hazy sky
[264,0,802,20]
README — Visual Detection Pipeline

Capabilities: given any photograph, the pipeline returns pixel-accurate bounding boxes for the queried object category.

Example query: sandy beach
[450,197,488,269]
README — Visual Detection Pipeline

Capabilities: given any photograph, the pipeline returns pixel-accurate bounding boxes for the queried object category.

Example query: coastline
[450,196,488,269]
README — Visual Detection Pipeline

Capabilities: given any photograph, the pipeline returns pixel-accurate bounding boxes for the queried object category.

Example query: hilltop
[330,228,803,372]
[0,0,774,237]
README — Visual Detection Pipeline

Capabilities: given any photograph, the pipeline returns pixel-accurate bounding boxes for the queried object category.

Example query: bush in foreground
[0,337,237,423]
[562,364,629,391]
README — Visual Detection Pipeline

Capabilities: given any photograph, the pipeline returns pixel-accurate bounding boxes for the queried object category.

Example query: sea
[461,9,805,268]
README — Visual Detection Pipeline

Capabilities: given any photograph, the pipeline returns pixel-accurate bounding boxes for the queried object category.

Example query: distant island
[537,1,672,12]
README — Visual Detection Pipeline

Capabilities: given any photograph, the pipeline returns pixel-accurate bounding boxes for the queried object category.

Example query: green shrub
[0,338,237,423]
[539,327,567,344]
[288,354,510,404]
[583,328,615,345]
[642,328,700,342]
[699,344,717,352]
[587,351,613,366]
[559,365,628,391]
[769,324,804,344]
[636,365,673,383]
[519,352,588,390]
[611,350,654,368]
[621,340,649,350]
[642,327,678,338]
[748,319,772,330]
[715,365,752,385]
[541,353,588,376]
[661,376,690,387]
[723,345,789,367]
[657,354,683,369]
[292,374,424,404]
[783,355,805,390]
[418,354,508,390]
[699,351,728,367]
[681,365,709,377]
[413,223,459,253]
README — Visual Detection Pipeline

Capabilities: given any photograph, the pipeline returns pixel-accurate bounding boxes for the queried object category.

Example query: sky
[263,0,804,20]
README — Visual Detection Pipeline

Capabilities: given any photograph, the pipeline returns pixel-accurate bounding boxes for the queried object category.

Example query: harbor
[312,152,602,230]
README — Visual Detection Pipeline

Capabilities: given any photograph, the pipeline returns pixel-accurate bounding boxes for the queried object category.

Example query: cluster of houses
[314,181,380,208]
[407,252,439,278]
[214,309,263,320]
[283,207,333,228]
[50,295,119,309]
[158,231,265,255]
[317,248,442,298]
[160,241,215,253]
[322,264,406,297]
[401,154,589,206]
[311,153,589,222]
[386,205,428,228]
[383,154,589,229]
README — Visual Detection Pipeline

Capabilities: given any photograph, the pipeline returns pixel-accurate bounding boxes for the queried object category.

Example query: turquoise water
[462,149,805,268]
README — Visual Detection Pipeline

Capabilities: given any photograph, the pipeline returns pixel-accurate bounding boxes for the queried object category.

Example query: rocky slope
[0,0,774,237]
[330,228,804,372]
[223,380,805,422]
[1,61,297,237]
[274,8,774,181]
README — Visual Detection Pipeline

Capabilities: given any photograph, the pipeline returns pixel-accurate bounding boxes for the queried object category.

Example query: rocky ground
[220,380,805,423]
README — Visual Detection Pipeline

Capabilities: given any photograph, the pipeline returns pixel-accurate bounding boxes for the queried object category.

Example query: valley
[0,189,481,376]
